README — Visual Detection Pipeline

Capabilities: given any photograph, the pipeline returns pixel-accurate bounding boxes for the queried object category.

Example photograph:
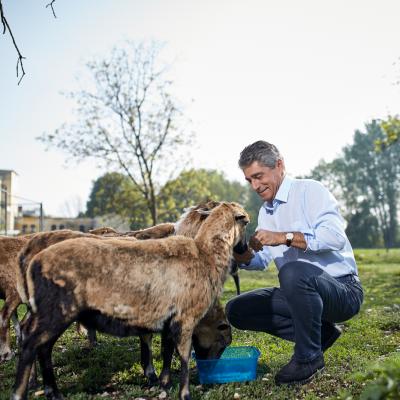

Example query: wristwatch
[285,232,294,247]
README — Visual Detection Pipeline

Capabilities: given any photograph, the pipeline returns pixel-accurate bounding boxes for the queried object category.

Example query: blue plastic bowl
[194,346,261,384]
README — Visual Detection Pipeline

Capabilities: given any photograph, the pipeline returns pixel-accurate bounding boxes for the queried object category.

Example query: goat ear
[217,322,230,331]
[235,214,249,225]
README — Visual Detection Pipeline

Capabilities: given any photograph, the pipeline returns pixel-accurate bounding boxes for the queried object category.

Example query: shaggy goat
[13,202,249,400]
[0,235,33,361]
[123,200,241,294]
[17,202,232,387]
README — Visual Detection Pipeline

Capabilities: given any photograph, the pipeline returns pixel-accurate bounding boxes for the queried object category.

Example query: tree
[0,0,57,84]
[376,115,400,150]
[157,169,249,223]
[39,41,192,225]
[86,172,150,230]
[308,120,400,248]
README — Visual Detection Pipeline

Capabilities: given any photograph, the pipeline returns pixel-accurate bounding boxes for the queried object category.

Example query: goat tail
[24,260,40,313]
[16,253,29,304]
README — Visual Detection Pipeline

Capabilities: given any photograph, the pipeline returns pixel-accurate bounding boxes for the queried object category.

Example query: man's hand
[250,230,285,248]
[249,235,263,251]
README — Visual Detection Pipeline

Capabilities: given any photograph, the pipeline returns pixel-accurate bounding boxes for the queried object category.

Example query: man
[225,141,363,386]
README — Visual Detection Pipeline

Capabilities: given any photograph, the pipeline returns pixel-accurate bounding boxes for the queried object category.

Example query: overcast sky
[1,0,400,216]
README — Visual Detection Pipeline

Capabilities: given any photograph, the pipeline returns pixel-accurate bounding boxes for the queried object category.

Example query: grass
[1,248,399,399]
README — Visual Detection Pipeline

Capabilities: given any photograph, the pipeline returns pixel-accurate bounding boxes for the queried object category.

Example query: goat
[119,200,241,294]
[12,202,249,400]
[0,235,33,362]
[17,201,232,387]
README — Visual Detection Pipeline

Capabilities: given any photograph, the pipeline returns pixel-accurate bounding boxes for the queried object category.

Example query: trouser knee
[225,298,243,329]
[278,262,317,299]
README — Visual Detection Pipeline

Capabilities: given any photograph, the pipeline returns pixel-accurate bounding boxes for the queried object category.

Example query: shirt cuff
[239,252,268,271]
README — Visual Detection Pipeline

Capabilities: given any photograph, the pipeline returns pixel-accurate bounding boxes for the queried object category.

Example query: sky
[1,0,400,216]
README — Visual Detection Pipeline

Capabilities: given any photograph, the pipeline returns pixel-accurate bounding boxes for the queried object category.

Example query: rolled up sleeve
[302,182,347,254]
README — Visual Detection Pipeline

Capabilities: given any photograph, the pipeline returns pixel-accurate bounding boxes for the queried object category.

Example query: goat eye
[217,323,230,331]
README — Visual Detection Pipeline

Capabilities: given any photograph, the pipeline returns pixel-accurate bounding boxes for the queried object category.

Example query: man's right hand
[249,235,263,251]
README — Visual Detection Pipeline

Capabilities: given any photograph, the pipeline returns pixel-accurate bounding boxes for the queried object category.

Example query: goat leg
[159,329,175,390]
[139,334,158,386]
[0,295,20,362]
[37,338,63,400]
[175,330,193,400]
[76,323,97,348]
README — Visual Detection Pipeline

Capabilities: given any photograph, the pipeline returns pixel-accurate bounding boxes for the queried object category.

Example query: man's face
[243,160,285,203]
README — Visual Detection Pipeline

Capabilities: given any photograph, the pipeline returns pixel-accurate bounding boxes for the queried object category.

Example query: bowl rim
[194,345,261,363]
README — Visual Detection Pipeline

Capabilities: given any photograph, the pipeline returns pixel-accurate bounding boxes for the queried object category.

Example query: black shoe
[275,354,325,386]
[321,323,342,352]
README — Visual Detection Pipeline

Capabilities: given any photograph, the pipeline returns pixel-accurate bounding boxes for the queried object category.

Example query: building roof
[0,170,18,175]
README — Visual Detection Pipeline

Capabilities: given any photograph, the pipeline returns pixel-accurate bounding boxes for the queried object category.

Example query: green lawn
[1,249,399,399]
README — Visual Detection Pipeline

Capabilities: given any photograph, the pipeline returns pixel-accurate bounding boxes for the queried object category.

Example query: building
[14,214,98,234]
[1,168,100,236]
[0,170,19,235]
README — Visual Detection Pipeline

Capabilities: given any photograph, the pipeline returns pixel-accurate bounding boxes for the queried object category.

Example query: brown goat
[17,201,232,387]
[0,235,33,361]
[13,202,249,400]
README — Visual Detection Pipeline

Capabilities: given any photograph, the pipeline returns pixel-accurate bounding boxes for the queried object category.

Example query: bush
[342,354,400,399]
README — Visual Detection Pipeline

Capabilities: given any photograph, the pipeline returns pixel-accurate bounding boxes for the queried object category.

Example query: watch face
[286,233,294,240]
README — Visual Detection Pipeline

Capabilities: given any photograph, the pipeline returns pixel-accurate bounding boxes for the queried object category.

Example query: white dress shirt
[243,175,358,277]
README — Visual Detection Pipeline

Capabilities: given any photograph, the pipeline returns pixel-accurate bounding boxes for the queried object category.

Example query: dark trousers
[225,261,364,362]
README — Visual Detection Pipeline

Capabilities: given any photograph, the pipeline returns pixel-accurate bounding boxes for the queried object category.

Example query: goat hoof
[43,387,64,400]
[160,380,172,391]
[147,373,159,387]
[28,378,40,390]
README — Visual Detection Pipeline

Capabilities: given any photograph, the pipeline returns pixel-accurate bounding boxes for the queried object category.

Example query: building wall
[15,216,98,235]
[0,170,18,234]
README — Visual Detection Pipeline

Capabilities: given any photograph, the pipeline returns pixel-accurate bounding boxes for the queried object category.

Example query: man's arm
[250,230,307,250]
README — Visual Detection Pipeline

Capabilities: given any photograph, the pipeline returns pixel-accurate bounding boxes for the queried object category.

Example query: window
[30,225,36,233]
[22,224,27,233]
[51,225,57,231]
[59,224,65,230]
[79,225,85,232]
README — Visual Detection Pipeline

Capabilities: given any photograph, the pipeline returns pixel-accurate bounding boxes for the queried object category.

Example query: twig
[0,0,26,85]
[46,0,57,18]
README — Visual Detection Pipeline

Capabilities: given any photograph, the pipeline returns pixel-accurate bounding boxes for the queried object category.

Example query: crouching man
[225,140,363,386]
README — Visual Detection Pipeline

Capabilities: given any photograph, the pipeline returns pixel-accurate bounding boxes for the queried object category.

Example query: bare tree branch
[38,41,193,225]
[0,0,26,84]
[46,0,57,18]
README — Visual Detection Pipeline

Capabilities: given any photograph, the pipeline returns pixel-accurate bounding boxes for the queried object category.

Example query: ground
[0,249,399,399]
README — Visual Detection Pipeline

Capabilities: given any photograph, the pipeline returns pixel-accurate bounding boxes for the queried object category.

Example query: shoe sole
[275,366,325,386]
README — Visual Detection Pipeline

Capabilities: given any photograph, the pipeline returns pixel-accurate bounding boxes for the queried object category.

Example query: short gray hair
[238,141,283,169]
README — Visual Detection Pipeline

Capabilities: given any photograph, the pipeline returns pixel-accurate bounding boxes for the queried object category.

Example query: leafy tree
[376,115,400,150]
[345,200,381,248]
[39,41,192,226]
[308,120,400,248]
[86,169,262,233]
[157,169,249,222]
[86,172,150,229]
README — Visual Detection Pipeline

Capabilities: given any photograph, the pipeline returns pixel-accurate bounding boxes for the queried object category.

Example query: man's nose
[250,180,259,191]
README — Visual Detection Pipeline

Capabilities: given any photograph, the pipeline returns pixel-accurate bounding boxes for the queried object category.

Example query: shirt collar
[263,175,294,215]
